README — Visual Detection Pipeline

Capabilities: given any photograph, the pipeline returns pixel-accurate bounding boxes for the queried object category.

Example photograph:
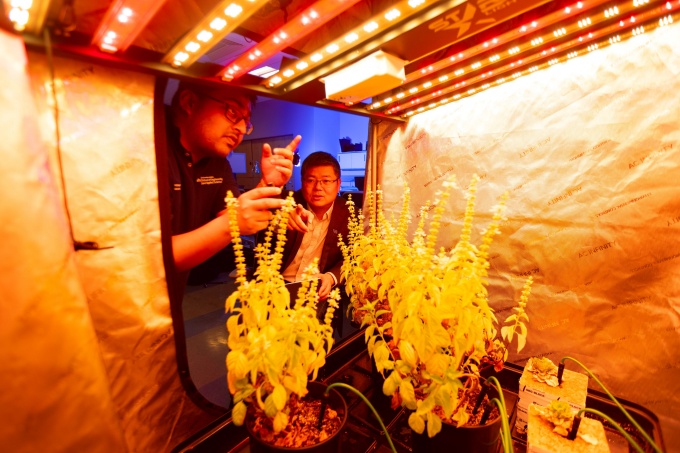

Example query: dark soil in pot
[246,381,347,452]
[411,381,502,453]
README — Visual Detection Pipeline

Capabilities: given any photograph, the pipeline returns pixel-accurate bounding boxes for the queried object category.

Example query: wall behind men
[250,98,368,190]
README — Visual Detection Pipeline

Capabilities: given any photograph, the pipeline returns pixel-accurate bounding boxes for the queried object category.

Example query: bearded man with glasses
[166,80,301,289]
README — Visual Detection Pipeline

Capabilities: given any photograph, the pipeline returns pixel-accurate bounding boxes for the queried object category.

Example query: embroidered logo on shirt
[196,176,224,185]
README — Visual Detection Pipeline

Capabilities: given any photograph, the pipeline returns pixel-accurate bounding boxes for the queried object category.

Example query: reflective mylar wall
[0,30,127,452]
[14,52,215,450]
[372,21,680,451]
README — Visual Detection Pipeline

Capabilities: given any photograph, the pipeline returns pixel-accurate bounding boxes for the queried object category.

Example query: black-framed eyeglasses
[200,93,254,135]
[303,177,339,187]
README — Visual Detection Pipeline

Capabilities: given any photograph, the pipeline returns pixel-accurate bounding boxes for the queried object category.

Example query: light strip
[401,4,680,118]
[91,0,169,53]
[377,0,666,113]
[161,0,271,68]
[219,0,363,81]
[7,0,51,34]
[371,0,611,108]
[261,0,443,88]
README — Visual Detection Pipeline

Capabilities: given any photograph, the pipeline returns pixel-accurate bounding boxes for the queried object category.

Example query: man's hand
[237,186,286,235]
[313,273,335,300]
[288,203,313,232]
[261,135,301,187]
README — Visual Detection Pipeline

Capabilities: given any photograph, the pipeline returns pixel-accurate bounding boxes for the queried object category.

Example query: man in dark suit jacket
[279,151,351,300]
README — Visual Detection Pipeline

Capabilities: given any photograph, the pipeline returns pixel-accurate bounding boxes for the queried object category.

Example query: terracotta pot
[246,381,348,453]
[411,382,502,453]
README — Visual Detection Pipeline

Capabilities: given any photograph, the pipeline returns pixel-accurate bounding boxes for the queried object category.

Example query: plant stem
[561,356,662,453]
[576,408,646,453]
[325,382,398,453]
[488,376,513,453]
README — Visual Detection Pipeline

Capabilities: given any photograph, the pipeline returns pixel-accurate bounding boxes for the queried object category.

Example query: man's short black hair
[301,151,341,179]
[171,79,257,110]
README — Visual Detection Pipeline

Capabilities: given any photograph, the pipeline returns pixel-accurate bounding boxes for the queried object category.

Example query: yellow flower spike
[225,191,248,285]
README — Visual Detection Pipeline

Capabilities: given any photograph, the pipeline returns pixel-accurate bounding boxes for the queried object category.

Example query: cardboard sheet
[373,21,680,451]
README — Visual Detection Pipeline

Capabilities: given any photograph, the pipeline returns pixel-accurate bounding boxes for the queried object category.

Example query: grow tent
[1,0,678,451]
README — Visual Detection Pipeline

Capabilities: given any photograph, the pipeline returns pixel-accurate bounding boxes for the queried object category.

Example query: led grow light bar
[161,0,270,68]
[6,0,50,34]
[219,0,363,81]
[92,0,169,53]
[369,0,612,110]
[373,0,661,112]
[401,2,679,118]
[261,0,447,89]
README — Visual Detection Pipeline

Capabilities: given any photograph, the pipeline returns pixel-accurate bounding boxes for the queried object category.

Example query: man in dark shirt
[166,81,301,284]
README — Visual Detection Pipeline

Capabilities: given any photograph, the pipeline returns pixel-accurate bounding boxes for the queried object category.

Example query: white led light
[310,10,318,18]
[117,13,129,23]
[396,92,405,98]
[438,75,448,82]
[509,46,520,54]
[384,97,393,103]
[409,87,418,93]
[364,21,379,32]
[344,32,359,43]
[531,37,544,46]
[174,52,189,62]
[197,30,213,42]
[467,89,476,94]
[554,27,566,37]
[372,102,381,108]
[482,83,490,89]
[471,62,481,69]
[549,58,558,65]
[578,17,592,27]
[301,16,310,25]
[385,9,401,21]
[454,69,464,76]
[489,54,500,62]
[529,66,538,72]
[185,42,200,52]
[279,31,288,39]
[408,0,425,7]
[428,103,436,108]
[224,4,243,17]
[121,7,133,16]
[296,61,308,70]
[210,18,227,30]
[512,71,521,78]
[283,69,295,77]
[326,43,339,53]
[271,76,282,84]
[497,77,505,83]
[423,82,432,88]
[417,107,424,112]
[454,94,461,99]
[604,6,619,18]
[310,53,323,62]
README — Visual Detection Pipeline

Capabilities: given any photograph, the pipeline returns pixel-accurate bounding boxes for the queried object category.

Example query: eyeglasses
[303,177,339,187]
[200,93,254,135]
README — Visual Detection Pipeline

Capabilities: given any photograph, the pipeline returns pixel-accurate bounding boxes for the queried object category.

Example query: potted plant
[339,175,533,452]
[224,192,347,452]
